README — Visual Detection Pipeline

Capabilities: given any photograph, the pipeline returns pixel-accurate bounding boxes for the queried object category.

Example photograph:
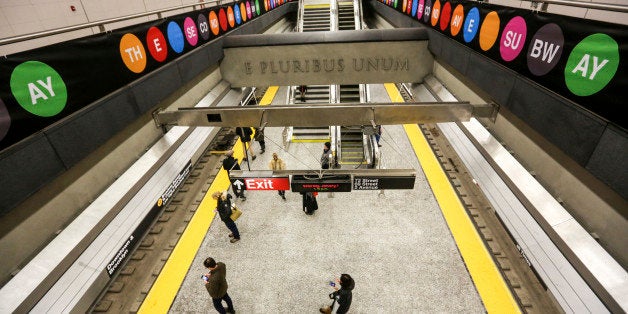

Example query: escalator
[291,85,331,142]
[338,1,356,30]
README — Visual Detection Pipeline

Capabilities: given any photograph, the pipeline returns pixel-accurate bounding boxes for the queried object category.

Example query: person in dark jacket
[299,85,307,102]
[203,257,235,313]
[321,142,332,169]
[253,127,265,154]
[212,191,240,243]
[235,127,256,161]
[300,191,318,215]
[222,150,246,200]
[320,273,354,314]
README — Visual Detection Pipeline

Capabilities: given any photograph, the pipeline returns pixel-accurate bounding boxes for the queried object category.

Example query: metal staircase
[338,1,356,30]
[337,84,364,164]
[290,3,332,142]
[292,85,331,142]
[302,5,331,32]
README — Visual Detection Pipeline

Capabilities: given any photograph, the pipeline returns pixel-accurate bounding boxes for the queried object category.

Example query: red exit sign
[230,177,290,190]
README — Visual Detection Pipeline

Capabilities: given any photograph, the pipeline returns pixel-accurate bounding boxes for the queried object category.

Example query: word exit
[231,177,290,190]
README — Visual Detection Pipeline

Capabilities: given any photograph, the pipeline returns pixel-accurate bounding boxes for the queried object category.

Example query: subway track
[91,128,239,313]
[93,85,560,313]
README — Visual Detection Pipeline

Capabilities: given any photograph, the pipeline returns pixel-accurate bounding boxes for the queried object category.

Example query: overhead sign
[230,177,290,190]
[291,175,352,193]
[353,175,415,190]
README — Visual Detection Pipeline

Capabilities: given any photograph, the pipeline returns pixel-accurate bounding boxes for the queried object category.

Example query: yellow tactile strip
[384,83,520,313]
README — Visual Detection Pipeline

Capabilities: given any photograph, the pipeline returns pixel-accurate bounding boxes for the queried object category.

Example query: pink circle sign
[183,17,198,46]
[499,16,527,62]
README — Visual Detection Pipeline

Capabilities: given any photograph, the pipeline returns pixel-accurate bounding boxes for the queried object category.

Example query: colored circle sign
[246,1,252,19]
[198,14,210,40]
[234,4,242,25]
[423,0,432,23]
[430,0,440,26]
[499,16,527,62]
[146,26,168,62]
[479,11,500,51]
[227,6,235,28]
[402,0,407,13]
[240,3,248,22]
[411,0,417,16]
[439,1,451,31]
[264,0,269,12]
[463,7,480,43]
[417,0,425,20]
[183,17,198,46]
[526,23,564,76]
[256,0,261,15]
[219,8,228,31]
[209,11,220,35]
[120,33,147,73]
[450,4,464,36]
[564,33,620,96]
[0,98,10,141]
[10,61,67,117]
[167,21,185,53]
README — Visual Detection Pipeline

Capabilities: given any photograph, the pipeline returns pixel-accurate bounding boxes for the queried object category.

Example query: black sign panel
[291,175,352,192]
[105,160,191,277]
[353,175,415,190]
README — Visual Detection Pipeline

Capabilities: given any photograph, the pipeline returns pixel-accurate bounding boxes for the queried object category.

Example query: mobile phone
[201,274,209,281]
[329,281,335,287]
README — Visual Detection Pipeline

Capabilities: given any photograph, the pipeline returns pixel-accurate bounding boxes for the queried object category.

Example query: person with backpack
[212,191,240,243]
[222,150,246,201]
[300,191,318,215]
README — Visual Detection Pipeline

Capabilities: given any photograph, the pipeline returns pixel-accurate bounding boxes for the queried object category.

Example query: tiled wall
[0,0,214,55]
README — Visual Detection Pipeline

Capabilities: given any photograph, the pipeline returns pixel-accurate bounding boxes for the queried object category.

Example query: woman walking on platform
[212,191,240,243]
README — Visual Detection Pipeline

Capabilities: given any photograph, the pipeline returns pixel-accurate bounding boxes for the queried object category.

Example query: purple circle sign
[526,23,564,76]
[0,98,10,142]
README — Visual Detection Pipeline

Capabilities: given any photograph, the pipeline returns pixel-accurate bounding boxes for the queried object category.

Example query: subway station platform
[138,84,514,313]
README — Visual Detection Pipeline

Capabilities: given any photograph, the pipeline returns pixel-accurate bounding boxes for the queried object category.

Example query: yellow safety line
[291,138,330,143]
[304,4,330,8]
[259,86,278,106]
[138,140,247,314]
[384,83,520,314]
[140,86,278,312]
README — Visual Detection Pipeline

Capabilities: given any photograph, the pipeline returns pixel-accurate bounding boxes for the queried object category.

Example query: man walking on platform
[203,257,236,314]
[222,150,246,201]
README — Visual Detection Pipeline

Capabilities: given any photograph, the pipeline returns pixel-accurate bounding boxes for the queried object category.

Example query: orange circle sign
[119,33,147,73]
[479,11,500,51]
[209,11,220,35]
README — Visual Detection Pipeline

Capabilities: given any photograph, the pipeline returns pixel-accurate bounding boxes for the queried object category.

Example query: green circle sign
[564,33,619,96]
[10,61,67,117]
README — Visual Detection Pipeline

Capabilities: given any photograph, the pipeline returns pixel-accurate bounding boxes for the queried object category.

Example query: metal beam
[155,102,496,127]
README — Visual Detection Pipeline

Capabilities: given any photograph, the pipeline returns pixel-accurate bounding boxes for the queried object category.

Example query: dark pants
[225,220,240,239]
[231,182,245,199]
[278,190,285,197]
[212,292,234,313]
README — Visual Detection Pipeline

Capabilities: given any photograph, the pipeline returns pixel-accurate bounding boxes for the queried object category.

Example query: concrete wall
[0,0,211,55]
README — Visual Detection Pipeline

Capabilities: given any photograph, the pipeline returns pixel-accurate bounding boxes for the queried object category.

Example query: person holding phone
[320,273,354,314]
[203,257,235,314]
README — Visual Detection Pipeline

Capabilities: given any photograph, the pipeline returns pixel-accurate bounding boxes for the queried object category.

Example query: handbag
[230,205,242,221]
